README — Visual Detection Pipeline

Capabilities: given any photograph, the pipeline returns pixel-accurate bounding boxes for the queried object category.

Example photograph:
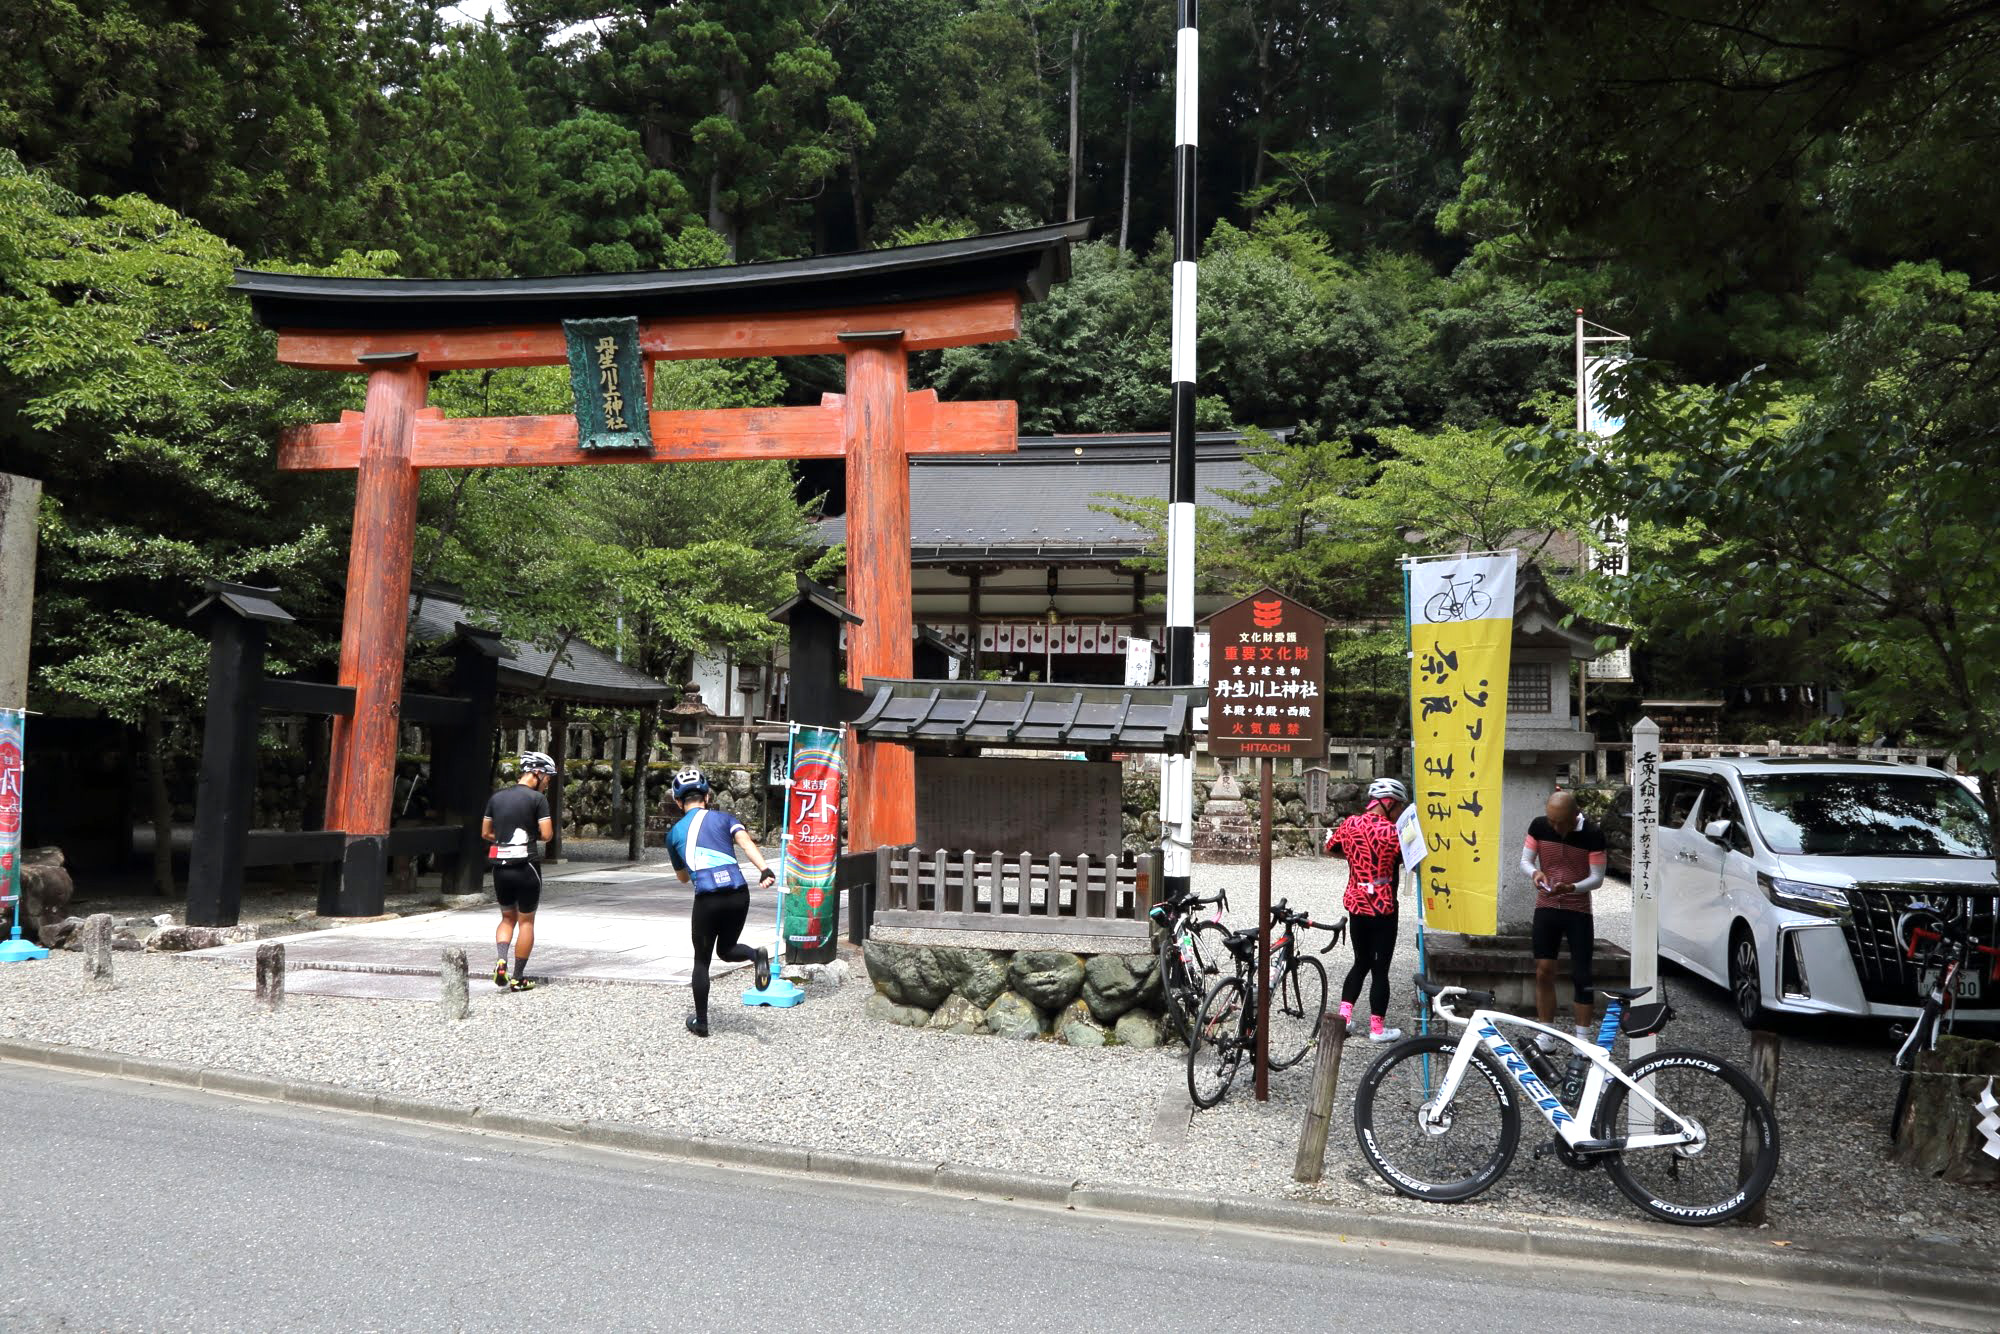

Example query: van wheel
[1728,925,1769,1028]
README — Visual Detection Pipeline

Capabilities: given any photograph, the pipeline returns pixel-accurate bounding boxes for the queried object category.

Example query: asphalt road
[0,1063,1968,1333]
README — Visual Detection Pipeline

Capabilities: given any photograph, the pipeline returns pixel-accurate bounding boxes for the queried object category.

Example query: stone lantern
[664,679,715,768]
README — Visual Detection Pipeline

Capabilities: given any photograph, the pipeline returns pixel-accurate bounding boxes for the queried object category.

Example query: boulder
[925,993,988,1035]
[862,940,953,1009]
[41,917,83,951]
[983,991,1047,1040]
[865,993,934,1028]
[935,947,1011,1008]
[19,847,73,941]
[112,929,143,952]
[1056,999,1109,1047]
[146,924,231,952]
[727,768,754,797]
[1008,951,1085,1012]
[1124,953,1163,1007]
[1114,1010,1164,1048]
[1330,781,1362,805]
[1080,954,1144,1023]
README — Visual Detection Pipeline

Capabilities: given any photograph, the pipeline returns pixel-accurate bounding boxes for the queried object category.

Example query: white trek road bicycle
[1352,976,1780,1226]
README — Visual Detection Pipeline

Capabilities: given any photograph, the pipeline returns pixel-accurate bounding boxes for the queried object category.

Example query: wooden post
[627,705,654,861]
[1256,756,1273,1101]
[324,361,427,914]
[1293,1013,1348,1182]
[186,603,269,927]
[842,337,915,851]
[254,942,286,1007]
[1739,1029,1781,1224]
[546,697,568,862]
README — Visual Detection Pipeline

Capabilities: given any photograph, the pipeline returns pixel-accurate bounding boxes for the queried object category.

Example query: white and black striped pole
[1160,0,1198,905]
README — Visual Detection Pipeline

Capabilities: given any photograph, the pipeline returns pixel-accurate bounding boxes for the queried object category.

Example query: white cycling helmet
[1367,777,1408,804]
[520,751,557,776]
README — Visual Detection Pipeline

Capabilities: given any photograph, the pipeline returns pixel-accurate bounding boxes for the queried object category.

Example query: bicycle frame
[1423,987,1700,1155]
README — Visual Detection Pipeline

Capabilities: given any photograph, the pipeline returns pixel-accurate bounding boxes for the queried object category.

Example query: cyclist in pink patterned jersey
[1324,777,1408,1042]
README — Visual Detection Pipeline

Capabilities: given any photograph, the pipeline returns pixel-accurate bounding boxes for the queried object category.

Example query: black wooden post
[769,575,861,728]
[186,583,293,927]
[436,628,500,896]
[546,695,568,861]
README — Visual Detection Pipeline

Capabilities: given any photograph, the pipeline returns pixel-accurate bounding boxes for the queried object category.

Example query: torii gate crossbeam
[234,222,1086,913]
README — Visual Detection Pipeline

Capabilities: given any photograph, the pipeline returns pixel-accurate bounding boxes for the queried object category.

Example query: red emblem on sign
[1252,599,1284,629]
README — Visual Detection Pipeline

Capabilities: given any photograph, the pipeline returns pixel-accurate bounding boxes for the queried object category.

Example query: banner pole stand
[745,721,804,1008]
[0,708,42,963]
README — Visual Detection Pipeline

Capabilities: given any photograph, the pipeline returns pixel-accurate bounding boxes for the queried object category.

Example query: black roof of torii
[233,221,1093,331]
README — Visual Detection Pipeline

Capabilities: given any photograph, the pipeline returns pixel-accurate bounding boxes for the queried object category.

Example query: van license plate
[1920,969,1981,1000]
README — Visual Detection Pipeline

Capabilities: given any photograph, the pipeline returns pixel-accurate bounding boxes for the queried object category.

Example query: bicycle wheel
[1267,955,1328,1071]
[1600,1048,1780,1226]
[1187,975,1250,1109]
[1353,1034,1519,1203]
[1157,919,1229,1041]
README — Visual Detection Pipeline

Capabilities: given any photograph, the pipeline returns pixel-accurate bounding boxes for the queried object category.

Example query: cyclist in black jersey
[484,751,556,991]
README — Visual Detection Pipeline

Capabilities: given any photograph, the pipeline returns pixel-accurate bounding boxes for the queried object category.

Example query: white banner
[1408,553,1516,627]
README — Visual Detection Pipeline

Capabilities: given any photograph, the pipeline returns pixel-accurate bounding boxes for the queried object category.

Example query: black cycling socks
[495,940,509,963]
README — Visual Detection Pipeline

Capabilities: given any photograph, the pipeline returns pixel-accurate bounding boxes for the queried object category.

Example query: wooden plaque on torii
[234,222,1087,913]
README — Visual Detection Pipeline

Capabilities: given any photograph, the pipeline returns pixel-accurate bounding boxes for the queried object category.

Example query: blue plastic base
[0,938,50,963]
[743,978,805,1007]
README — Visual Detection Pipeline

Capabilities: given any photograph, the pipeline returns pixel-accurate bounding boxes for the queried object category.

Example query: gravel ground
[7,856,1995,1249]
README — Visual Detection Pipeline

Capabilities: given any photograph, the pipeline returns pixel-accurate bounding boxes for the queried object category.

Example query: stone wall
[862,939,1168,1048]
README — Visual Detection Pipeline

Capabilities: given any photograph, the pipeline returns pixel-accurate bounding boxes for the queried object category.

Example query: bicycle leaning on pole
[1888,898,2000,1142]
[1187,899,1344,1109]
[1150,886,1231,1041]
[1351,975,1780,1225]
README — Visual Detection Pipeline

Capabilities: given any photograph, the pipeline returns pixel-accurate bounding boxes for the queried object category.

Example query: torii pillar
[234,223,1085,909]
[840,335,914,849]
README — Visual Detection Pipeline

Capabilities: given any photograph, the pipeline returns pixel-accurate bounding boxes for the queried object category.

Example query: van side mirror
[1703,818,1733,844]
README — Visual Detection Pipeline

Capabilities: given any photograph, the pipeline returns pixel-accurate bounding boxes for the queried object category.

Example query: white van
[1652,758,1997,1026]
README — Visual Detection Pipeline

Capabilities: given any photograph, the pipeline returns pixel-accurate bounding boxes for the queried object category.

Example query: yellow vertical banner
[1408,553,1516,934]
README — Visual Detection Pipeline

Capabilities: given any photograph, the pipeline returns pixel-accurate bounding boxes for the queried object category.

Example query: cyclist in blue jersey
[666,766,776,1036]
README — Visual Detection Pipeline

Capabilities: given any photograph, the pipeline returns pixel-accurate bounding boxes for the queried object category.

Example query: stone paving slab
[183,866,782,989]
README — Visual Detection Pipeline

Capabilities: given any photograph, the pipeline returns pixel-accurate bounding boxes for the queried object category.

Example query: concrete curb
[4,1036,1993,1308]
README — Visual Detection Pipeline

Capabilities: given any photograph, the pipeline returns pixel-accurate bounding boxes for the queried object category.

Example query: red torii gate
[235,223,1085,912]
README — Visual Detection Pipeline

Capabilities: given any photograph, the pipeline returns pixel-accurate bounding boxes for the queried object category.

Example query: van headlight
[1758,873,1850,916]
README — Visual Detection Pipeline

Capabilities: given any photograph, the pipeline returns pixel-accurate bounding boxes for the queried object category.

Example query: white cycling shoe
[1368,1026,1404,1043]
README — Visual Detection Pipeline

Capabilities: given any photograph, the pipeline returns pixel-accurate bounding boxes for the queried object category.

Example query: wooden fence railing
[871,844,1161,943]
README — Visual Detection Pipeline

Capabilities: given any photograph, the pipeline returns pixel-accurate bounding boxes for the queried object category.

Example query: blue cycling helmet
[671,766,710,800]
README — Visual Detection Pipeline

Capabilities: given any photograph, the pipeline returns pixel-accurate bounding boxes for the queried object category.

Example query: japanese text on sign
[562,316,654,451]
[1408,553,1516,933]
[1206,590,1327,758]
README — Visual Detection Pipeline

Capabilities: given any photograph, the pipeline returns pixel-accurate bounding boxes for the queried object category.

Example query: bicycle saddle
[1221,928,1261,958]
[1598,984,1653,1002]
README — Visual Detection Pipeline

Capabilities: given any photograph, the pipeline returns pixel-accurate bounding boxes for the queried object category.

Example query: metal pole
[1159,0,1200,907]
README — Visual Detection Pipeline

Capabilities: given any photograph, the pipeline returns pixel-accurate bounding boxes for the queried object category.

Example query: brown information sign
[1205,588,1327,759]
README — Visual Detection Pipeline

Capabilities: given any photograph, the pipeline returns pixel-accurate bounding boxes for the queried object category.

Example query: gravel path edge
[6,1036,1992,1311]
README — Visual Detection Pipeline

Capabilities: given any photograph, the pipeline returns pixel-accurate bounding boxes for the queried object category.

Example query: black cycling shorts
[493,861,543,915]
[1531,906,1592,960]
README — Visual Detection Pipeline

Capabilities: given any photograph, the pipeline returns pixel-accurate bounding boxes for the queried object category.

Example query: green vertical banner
[0,706,44,961]
[780,724,844,962]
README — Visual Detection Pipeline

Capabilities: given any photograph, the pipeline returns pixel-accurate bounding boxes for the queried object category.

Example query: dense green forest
[2,1,1995,809]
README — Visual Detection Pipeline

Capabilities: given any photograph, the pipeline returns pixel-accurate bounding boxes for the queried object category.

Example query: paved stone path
[186,863,782,996]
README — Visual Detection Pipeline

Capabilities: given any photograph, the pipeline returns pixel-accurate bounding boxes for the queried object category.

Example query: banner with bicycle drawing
[1407,552,1516,934]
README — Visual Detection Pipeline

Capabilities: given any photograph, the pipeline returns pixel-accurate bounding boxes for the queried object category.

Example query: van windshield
[1741,775,1992,858]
